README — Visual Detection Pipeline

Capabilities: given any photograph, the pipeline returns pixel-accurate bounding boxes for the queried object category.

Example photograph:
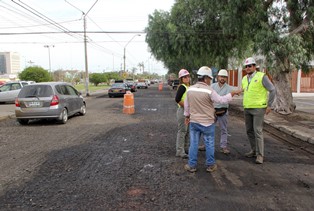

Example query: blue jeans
[188,122,216,168]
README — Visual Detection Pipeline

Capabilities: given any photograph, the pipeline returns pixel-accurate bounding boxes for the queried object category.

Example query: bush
[19,66,52,82]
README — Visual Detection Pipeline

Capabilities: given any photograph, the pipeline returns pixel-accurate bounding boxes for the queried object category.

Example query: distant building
[0,52,21,75]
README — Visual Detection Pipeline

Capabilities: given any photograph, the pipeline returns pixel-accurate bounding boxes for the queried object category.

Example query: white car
[136,82,148,89]
[0,81,35,103]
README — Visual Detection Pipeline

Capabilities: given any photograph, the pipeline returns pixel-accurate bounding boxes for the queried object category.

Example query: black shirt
[175,84,187,103]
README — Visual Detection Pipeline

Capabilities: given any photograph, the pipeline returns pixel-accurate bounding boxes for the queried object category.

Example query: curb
[0,114,15,122]
[230,104,313,145]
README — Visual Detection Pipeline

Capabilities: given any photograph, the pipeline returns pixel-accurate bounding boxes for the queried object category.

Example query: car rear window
[18,85,53,98]
[111,83,125,88]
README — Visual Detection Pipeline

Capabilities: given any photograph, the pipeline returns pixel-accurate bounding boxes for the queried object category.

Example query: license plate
[28,101,41,107]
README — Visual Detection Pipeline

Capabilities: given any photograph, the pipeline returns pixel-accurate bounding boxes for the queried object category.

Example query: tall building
[0,52,21,75]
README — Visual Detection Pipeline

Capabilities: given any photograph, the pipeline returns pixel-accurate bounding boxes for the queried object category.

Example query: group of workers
[175,57,276,173]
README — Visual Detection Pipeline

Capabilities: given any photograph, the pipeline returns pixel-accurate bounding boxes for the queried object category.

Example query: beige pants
[176,107,189,156]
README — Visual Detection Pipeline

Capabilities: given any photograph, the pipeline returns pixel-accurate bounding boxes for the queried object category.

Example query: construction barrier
[123,91,135,114]
[158,83,163,91]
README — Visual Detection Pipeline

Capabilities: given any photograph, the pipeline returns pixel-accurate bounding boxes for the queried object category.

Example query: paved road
[1,91,314,118]
[0,84,313,210]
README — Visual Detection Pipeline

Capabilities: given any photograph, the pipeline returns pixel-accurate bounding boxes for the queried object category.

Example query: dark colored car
[126,82,137,92]
[108,83,130,98]
[15,82,86,125]
[172,79,180,90]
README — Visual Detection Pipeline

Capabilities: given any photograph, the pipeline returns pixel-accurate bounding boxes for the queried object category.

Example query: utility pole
[83,15,89,96]
[65,0,98,97]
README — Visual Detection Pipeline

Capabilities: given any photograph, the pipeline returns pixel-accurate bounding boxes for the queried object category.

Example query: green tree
[19,66,52,82]
[146,1,245,74]
[220,0,314,114]
[89,73,105,86]
[146,0,314,114]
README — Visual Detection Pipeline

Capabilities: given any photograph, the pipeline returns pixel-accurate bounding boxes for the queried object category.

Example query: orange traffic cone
[158,83,163,91]
[123,91,135,114]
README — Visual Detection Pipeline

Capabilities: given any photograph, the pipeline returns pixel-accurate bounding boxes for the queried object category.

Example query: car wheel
[80,103,86,116]
[58,108,68,124]
[17,119,29,125]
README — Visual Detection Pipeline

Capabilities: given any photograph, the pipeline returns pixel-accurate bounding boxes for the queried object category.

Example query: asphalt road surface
[0,84,313,210]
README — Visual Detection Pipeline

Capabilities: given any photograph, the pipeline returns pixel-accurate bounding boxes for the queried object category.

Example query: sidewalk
[230,94,314,145]
[0,104,15,121]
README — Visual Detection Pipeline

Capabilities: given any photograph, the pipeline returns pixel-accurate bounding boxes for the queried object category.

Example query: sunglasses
[245,65,254,68]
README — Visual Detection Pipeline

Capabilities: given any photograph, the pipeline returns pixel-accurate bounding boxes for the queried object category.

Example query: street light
[123,34,141,72]
[44,45,54,72]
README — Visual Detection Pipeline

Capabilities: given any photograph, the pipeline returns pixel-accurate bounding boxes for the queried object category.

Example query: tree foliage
[145,0,252,73]
[89,72,122,86]
[19,66,52,82]
[146,0,314,114]
[89,73,105,86]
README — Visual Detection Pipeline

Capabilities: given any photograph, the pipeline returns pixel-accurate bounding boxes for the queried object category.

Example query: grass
[74,83,110,92]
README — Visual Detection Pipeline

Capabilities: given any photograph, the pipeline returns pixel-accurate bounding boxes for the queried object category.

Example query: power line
[0,31,146,35]
[0,30,226,35]
[0,19,81,29]
[11,0,84,40]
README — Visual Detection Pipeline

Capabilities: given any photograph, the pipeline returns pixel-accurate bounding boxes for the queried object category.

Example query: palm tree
[138,62,145,73]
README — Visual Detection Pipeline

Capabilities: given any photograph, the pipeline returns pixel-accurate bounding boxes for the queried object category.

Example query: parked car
[114,80,124,83]
[126,81,137,92]
[136,82,148,89]
[172,79,180,90]
[15,82,86,125]
[108,83,130,98]
[0,81,35,103]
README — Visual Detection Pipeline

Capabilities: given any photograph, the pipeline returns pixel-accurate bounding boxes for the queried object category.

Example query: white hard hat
[178,69,190,78]
[244,57,256,66]
[197,66,213,79]
[218,69,228,77]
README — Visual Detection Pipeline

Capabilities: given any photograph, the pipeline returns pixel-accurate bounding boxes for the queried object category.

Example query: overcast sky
[0,0,175,75]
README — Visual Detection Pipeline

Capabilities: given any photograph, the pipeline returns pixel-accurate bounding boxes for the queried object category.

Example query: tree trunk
[272,71,296,115]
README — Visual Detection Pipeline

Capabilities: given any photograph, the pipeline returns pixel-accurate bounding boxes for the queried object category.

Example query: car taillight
[50,95,59,106]
[15,98,20,107]
[109,89,112,92]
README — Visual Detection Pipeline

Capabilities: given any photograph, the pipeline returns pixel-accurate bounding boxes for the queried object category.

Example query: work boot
[181,154,188,159]
[245,150,256,158]
[206,164,217,173]
[176,152,188,159]
[256,155,263,164]
[184,164,197,173]
[220,148,230,154]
